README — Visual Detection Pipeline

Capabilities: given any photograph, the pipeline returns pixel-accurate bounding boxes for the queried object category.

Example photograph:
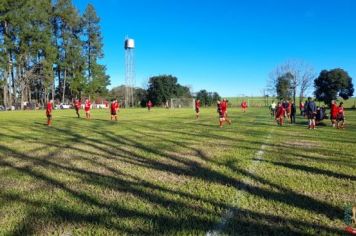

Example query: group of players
[273,97,345,129]
[194,99,248,127]
[45,97,344,129]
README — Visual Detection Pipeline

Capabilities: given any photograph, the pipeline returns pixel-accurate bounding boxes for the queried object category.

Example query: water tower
[124,38,135,107]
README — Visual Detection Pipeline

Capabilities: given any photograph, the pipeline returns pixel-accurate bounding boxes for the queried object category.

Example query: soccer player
[110,99,119,121]
[275,102,285,126]
[221,99,231,124]
[270,100,277,117]
[84,99,91,119]
[217,100,225,127]
[330,100,338,127]
[74,99,81,118]
[306,97,317,129]
[147,100,153,111]
[336,102,345,129]
[46,100,53,126]
[241,100,247,112]
[299,101,305,116]
[290,101,296,124]
[195,99,201,119]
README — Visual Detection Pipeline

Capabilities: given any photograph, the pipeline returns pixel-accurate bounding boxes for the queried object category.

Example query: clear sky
[73,0,356,97]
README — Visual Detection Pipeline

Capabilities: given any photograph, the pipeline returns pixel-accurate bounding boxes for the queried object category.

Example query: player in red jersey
[46,100,53,126]
[336,102,345,129]
[241,100,248,112]
[217,100,225,127]
[275,102,285,126]
[221,99,232,125]
[73,99,81,118]
[110,99,119,121]
[147,100,153,111]
[330,100,338,127]
[195,99,201,119]
[84,99,91,119]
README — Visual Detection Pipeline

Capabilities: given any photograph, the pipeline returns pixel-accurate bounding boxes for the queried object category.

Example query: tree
[52,0,83,102]
[268,60,315,102]
[314,68,354,106]
[196,89,220,106]
[276,72,293,100]
[147,75,191,105]
[81,3,109,99]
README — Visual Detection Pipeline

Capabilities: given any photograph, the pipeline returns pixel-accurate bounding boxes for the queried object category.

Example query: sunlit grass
[0,107,355,235]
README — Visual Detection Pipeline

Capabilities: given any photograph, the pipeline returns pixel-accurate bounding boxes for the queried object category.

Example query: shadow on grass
[0,115,348,235]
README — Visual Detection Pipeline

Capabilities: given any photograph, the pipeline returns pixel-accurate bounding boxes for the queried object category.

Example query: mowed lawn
[0,107,355,235]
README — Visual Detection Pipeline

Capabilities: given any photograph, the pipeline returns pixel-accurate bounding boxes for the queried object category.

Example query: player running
[275,102,285,126]
[221,99,231,125]
[110,99,119,121]
[217,100,226,128]
[195,99,201,119]
[84,99,91,119]
[241,100,248,112]
[46,100,53,126]
[74,99,81,118]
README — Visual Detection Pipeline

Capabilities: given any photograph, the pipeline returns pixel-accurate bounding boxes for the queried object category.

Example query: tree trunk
[62,69,66,103]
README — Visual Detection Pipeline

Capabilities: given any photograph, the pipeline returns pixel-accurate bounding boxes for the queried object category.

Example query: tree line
[109,74,221,107]
[268,60,354,106]
[0,0,109,109]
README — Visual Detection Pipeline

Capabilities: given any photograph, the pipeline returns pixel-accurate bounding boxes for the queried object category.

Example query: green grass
[0,107,355,235]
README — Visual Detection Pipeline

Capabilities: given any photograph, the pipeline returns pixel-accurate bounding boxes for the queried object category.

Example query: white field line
[206,129,274,236]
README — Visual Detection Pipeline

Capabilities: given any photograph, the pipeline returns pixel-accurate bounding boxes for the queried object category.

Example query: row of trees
[269,60,354,105]
[109,75,193,107]
[0,0,109,109]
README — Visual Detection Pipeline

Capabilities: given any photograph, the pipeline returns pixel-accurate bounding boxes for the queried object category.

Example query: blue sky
[73,0,356,97]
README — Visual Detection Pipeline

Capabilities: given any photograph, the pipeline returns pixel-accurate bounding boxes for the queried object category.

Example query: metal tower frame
[124,38,135,107]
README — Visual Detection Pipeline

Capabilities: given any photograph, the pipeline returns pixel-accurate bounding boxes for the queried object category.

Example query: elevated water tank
[125,39,135,49]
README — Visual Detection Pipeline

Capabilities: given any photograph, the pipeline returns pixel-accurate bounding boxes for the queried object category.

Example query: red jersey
[300,102,304,109]
[331,104,338,117]
[221,101,227,113]
[85,101,91,111]
[111,101,119,112]
[338,106,344,115]
[276,106,285,118]
[147,101,152,107]
[195,100,201,109]
[75,100,81,109]
[241,101,247,108]
[46,102,52,115]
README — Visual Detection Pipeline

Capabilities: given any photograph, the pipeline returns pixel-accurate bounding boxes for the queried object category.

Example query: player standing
[46,100,53,126]
[74,99,81,118]
[195,99,201,119]
[110,99,119,121]
[306,97,317,129]
[336,102,345,129]
[330,100,338,127]
[84,99,91,119]
[147,100,153,111]
[241,100,248,112]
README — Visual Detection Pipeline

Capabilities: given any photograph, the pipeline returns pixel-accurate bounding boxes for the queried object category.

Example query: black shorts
[337,115,344,121]
[111,111,117,116]
[195,108,200,113]
[307,112,316,119]
[47,114,52,119]
[219,112,224,119]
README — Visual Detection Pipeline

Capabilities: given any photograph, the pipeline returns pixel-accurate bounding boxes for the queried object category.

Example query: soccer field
[0,108,355,235]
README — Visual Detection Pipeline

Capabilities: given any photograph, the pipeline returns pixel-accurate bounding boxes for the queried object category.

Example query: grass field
[0,107,355,235]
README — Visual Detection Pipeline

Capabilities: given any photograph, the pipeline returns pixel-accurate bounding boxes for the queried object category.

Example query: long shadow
[257,159,356,181]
